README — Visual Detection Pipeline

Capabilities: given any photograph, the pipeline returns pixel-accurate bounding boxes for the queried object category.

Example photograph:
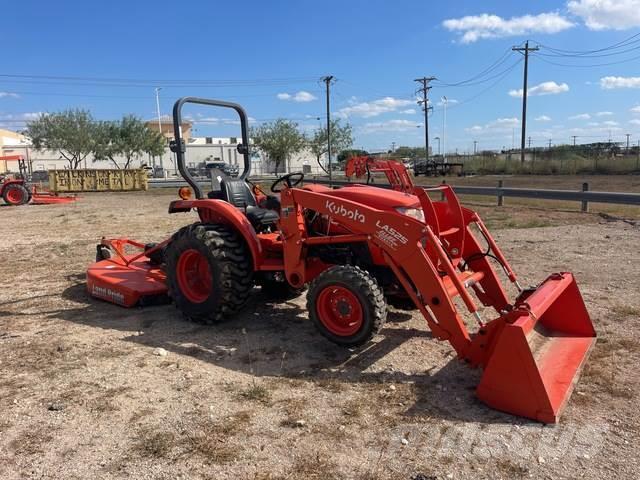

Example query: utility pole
[528,136,532,148]
[572,135,578,146]
[473,140,478,155]
[391,141,396,153]
[512,41,539,163]
[322,75,334,186]
[442,96,448,162]
[626,133,631,150]
[415,76,436,168]
[548,139,552,149]
[155,87,163,170]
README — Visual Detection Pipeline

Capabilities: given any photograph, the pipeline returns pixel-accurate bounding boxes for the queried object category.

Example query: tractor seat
[212,179,279,230]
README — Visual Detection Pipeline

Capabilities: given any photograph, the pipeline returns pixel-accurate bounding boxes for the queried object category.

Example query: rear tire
[165,223,253,324]
[3,184,29,205]
[307,265,387,347]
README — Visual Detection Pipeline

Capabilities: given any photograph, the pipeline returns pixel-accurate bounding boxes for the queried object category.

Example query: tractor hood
[325,184,418,210]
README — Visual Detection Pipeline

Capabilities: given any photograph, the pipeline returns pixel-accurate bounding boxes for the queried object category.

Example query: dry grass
[579,337,637,400]
[611,304,640,317]
[239,382,272,404]
[495,459,530,478]
[314,377,347,393]
[9,427,55,456]
[132,427,176,458]
[181,410,253,464]
[285,452,340,480]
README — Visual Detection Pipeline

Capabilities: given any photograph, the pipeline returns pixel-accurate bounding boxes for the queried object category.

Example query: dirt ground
[1,189,639,480]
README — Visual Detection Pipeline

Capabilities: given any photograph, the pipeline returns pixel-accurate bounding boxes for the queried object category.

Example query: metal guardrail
[148,177,640,211]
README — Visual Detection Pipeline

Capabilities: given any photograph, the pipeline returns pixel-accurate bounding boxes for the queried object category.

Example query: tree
[25,109,97,169]
[93,115,165,169]
[250,119,306,174]
[309,119,353,173]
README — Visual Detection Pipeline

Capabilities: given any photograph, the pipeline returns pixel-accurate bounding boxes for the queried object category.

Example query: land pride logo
[325,200,366,223]
[91,283,126,305]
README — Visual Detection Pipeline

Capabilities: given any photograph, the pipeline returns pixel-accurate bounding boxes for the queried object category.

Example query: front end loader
[87,97,596,423]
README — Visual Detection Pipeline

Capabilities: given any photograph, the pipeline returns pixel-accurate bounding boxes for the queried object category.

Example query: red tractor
[0,156,33,205]
[0,155,76,206]
[87,98,596,423]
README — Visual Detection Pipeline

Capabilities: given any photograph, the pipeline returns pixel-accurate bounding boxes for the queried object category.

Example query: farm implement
[87,98,596,423]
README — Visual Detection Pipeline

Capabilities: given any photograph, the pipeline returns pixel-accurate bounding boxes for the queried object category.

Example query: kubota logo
[325,200,366,223]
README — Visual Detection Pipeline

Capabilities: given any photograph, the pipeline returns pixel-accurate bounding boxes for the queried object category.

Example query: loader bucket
[476,273,596,423]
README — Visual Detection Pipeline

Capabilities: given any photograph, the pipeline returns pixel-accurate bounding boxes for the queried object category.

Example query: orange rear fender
[169,199,263,270]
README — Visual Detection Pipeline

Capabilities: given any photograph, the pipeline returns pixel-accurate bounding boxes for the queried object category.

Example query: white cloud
[466,117,519,133]
[338,97,414,118]
[360,119,420,133]
[568,0,640,30]
[442,12,573,43]
[535,115,552,121]
[400,108,416,114]
[595,111,613,116]
[602,120,619,126]
[0,92,20,99]
[630,105,640,114]
[276,91,317,102]
[569,113,591,120]
[508,81,569,97]
[629,119,640,125]
[600,76,640,89]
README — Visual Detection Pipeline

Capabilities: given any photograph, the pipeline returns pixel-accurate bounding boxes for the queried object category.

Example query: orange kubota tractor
[87,98,596,423]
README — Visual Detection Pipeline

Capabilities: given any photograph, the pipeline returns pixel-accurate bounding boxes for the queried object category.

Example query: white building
[1,128,324,176]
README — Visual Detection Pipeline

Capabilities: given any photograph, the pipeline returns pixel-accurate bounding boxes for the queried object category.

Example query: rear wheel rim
[316,285,363,336]
[176,249,213,303]
[6,187,25,205]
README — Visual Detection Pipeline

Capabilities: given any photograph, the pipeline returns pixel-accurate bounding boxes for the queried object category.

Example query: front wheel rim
[176,249,213,303]
[6,188,25,204]
[316,285,363,336]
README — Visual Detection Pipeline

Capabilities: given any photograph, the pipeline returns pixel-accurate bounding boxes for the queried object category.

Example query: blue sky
[2,0,640,153]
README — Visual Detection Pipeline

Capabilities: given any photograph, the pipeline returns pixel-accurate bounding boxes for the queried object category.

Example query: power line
[434,48,514,87]
[449,58,522,109]
[532,52,640,68]
[533,31,640,56]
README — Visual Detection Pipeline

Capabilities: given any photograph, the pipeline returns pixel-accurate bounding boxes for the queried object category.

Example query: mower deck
[87,255,168,307]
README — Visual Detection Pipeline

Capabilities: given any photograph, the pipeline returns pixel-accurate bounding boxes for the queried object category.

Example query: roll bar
[169,97,251,199]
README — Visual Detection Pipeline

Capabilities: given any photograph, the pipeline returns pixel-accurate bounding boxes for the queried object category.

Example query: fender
[169,199,263,269]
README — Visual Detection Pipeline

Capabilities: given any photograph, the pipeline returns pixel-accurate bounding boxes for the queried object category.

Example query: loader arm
[280,186,596,423]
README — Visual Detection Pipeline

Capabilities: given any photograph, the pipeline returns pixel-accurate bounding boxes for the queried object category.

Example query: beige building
[0,129,30,173]
[145,118,192,141]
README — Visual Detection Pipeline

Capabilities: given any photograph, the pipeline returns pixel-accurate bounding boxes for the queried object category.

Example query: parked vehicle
[206,161,239,177]
[87,97,596,424]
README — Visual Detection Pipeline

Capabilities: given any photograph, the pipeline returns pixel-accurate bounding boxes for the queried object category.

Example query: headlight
[395,207,425,222]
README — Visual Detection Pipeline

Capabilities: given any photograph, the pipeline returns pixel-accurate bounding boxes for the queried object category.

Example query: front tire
[165,223,253,324]
[3,184,29,205]
[307,266,387,347]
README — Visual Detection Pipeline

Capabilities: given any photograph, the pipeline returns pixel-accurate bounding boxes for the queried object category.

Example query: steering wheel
[270,172,304,193]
